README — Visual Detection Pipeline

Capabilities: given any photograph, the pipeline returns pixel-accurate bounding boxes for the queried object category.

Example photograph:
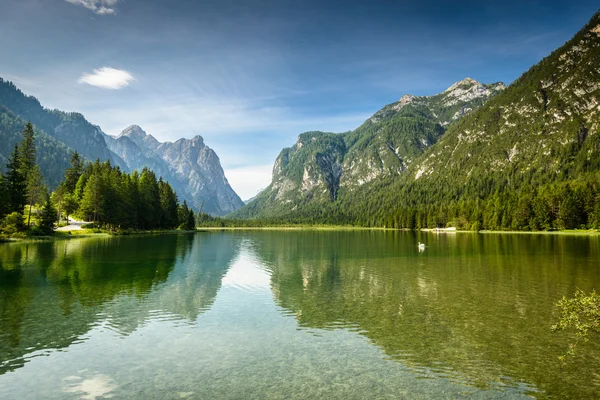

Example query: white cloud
[64,0,119,15]
[224,164,273,201]
[78,67,134,89]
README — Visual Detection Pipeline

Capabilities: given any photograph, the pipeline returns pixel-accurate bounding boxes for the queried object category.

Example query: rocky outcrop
[232,78,504,219]
[105,125,244,215]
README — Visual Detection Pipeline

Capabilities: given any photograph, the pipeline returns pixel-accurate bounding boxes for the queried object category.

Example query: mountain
[348,9,600,230]
[105,125,244,215]
[0,79,125,170]
[0,79,244,215]
[236,10,600,230]
[232,78,505,220]
[0,105,72,188]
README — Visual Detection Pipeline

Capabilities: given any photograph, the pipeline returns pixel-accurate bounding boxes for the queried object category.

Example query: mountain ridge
[0,79,245,215]
[232,77,505,219]
[105,125,244,215]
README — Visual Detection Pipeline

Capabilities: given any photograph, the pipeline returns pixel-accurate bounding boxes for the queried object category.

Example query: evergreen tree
[185,209,196,230]
[0,175,7,220]
[64,151,84,193]
[25,166,44,227]
[18,122,36,176]
[39,195,57,235]
[79,173,104,223]
[159,178,178,229]
[178,200,190,228]
[4,146,27,216]
[138,168,160,229]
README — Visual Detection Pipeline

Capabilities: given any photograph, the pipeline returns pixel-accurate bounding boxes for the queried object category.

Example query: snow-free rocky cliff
[232,78,505,219]
[104,125,244,216]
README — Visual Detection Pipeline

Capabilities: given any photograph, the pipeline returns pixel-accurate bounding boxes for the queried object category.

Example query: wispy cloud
[78,67,134,89]
[224,164,273,201]
[64,0,119,15]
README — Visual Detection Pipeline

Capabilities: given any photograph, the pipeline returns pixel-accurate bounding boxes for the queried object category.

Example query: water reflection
[1,231,599,399]
[0,233,240,375]
[249,231,600,399]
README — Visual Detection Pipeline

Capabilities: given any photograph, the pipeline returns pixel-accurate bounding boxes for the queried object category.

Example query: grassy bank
[474,229,600,236]
[0,228,198,243]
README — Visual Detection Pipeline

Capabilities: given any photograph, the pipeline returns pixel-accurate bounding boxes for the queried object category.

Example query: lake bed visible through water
[0,231,599,399]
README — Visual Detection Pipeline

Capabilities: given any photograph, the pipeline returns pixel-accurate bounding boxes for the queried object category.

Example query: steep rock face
[232,78,504,219]
[340,78,505,189]
[271,132,346,204]
[0,79,125,169]
[106,125,244,215]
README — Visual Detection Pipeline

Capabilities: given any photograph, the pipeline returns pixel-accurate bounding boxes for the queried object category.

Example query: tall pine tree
[4,146,27,216]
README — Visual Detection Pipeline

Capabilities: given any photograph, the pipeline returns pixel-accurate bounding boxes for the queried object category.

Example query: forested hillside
[231,10,600,231]
[232,79,504,220]
[342,10,600,230]
[0,80,245,215]
[0,79,124,169]
[0,106,72,188]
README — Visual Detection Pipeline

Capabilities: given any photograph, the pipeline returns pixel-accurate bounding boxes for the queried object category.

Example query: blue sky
[0,0,598,199]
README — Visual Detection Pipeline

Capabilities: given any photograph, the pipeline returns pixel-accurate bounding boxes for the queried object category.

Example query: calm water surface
[0,231,599,399]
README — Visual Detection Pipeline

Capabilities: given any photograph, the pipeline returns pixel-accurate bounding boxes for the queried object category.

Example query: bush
[1,212,25,234]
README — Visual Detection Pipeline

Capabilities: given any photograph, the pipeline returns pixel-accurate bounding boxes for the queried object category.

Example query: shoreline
[198,226,600,236]
[0,229,197,244]
[2,226,598,243]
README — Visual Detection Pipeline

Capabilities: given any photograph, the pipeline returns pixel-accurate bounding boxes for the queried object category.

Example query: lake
[0,231,599,399]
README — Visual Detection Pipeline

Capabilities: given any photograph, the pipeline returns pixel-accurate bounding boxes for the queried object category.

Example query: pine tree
[185,208,196,230]
[138,168,160,229]
[159,178,178,229]
[25,166,44,227]
[79,173,104,223]
[0,175,7,220]
[39,195,57,235]
[4,146,27,217]
[18,122,36,176]
[64,151,84,193]
[178,200,190,228]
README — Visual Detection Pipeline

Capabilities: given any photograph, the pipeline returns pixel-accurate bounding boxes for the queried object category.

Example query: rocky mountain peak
[118,125,160,151]
[441,78,505,106]
[119,124,147,138]
[190,135,205,147]
[106,125,243,215]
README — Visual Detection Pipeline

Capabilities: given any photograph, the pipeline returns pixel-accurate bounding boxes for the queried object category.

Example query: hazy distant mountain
[233,78,504,219]
[0,78,125,170]
[0,79,244,215]
[105,125,244,215]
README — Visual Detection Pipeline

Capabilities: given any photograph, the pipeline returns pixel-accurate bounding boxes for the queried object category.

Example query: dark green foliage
[0,175,6,219]
[39,195,57,235]
[138,168,161,230]
[0,106,73,189]
[159,178,179,229]
[18,122,36,174]
[230,11,600,232]
[64,152,83,193]
[57,159,187,231]
[178,200,196,230]
[3,146,27,216]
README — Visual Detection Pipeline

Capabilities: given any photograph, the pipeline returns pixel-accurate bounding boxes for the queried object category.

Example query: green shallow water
[0,231,599,399]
